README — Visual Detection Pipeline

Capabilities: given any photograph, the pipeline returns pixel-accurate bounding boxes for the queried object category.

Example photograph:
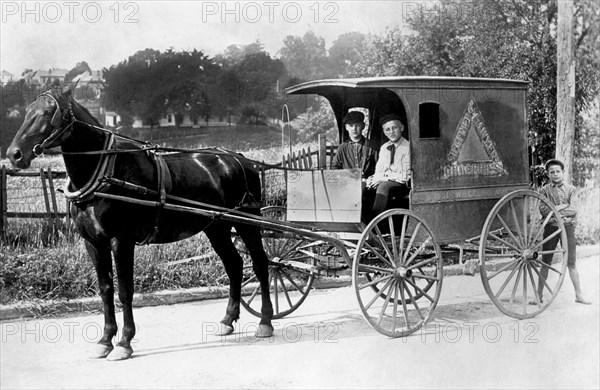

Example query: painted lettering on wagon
[443,98,507,179]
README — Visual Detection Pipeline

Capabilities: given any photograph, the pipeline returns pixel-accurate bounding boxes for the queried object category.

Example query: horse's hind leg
[205,225,244,336]
[106,238,136,361]
[85,240,118,359]
[236,224,274,337]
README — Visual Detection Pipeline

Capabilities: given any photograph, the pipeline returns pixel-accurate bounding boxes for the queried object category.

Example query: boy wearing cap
[535,159,591,305]
[332,110,379,222]
[332,111,379,177]
[366,114,411,219]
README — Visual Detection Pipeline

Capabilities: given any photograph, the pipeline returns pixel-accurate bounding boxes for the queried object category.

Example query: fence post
[46,168,60,230]
[0,166,7,238]
[39,168,52,224]
[318,134,327,169]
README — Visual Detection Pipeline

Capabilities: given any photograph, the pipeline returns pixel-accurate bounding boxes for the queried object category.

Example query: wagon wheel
[352,209,443,337]
[237,206,317,319]
[479,190,568,319]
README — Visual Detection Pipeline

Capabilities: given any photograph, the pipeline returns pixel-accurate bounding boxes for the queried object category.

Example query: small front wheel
[353,209,443,337]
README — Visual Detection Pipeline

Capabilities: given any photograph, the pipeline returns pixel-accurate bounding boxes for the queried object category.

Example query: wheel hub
[522,249,539,261]
[395,267,412,279]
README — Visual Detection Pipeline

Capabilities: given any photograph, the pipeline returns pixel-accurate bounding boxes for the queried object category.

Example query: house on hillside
[22,68,69,85]
[1,70,15,85]
[104,111,229,129]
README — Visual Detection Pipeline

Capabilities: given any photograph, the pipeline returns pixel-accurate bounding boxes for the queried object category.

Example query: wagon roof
[285,76,529,95]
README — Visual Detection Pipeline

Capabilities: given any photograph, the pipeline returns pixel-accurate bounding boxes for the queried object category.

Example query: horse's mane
[72,99,102,127]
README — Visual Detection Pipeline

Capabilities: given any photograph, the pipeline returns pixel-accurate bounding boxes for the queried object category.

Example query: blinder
[33,92,73,156]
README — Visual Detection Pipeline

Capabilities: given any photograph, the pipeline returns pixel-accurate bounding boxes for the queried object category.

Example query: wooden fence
[0,166,70,238]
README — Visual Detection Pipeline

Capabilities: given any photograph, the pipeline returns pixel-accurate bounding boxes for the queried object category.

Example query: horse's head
[7,82,78,169]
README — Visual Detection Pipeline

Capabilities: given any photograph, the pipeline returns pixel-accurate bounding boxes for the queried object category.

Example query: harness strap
[137,152,172,245]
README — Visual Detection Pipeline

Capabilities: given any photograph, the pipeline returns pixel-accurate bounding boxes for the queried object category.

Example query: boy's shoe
[575,297,592,305]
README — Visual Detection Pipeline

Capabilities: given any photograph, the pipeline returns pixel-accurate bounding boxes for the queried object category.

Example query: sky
[1,0,416,76]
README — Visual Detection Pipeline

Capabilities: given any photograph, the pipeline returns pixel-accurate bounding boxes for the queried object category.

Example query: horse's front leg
[85,240,118,359]
[205,226,243,336]
[106,238,136,361]
[237,225,273,338]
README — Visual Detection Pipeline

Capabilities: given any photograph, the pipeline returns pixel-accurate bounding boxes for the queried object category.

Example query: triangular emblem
[443,99,507,179]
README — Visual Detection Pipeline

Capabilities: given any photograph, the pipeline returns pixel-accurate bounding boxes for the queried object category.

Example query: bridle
[32,91,76,156]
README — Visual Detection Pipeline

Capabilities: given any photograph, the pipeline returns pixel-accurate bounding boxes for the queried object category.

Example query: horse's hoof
[218,323,234,336]
[106,346,133,361]
[255,324,274,338]
[89,344,113,359]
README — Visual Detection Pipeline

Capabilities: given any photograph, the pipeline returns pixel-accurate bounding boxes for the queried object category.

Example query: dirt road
[2,255,598,389]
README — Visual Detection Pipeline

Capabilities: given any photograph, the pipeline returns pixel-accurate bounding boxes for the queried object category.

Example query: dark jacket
[332,137,379,178]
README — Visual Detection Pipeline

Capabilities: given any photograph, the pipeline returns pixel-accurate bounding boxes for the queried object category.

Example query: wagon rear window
[419,102,440,138]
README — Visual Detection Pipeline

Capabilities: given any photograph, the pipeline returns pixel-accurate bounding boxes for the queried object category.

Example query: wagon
[235,76,569,337]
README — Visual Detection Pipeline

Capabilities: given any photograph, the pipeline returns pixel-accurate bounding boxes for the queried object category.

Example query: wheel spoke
[530,227,562,251]
[522,196,528,251]
[377,280,395,326]
[536,249,566,256]
[362,241,395,268]
[373,225,395,263]
[522,261,528,315]
[358,263,395,274]
[241,274,258,288]
[389,217,398,266]
[526,198,541,246]
[399,280,411,327]
[399,214,409,263]
[405,236,433,266]
[281,268,306,295]
[277,273,293,309]
[359,274,394,290]
[392,280,399,330]
[488,259,521,280]
[364,278,394,311]
[402,222,422,264]
[402,280,424,319]
[530,263,555,296]
[495,214,523,250]
[246,283,261,305]
[509,263,524,306]
[531,259,563,276]
[526,265,542,307]
[404,277,434,303]
[406,255,437,271]
[411,273,440,282]
[489,232,522,252]
[509,199,525,247]
[529,212,554,248]
[492,261,521,298]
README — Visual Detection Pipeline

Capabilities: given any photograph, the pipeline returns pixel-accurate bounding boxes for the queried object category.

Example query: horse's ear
[63,80,79,97]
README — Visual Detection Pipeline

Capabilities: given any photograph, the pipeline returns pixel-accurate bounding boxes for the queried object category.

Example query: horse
[6,83,274,360]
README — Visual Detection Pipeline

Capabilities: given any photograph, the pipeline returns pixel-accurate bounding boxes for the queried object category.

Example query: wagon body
[286,77,530,243]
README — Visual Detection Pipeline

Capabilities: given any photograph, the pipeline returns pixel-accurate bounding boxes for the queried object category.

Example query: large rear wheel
[479,190,568,319]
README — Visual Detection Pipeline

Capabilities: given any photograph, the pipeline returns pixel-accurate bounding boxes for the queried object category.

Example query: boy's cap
[379,113,403,126]
[545,159,564,171]
[343,111,365,125]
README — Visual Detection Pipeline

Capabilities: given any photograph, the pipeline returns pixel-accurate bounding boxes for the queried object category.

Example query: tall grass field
[1,125,598,306]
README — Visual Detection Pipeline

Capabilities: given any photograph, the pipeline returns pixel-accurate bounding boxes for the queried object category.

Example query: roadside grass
[1,128,598,305]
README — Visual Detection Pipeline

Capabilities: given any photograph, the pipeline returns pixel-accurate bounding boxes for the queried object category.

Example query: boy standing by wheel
[536,159,591,305]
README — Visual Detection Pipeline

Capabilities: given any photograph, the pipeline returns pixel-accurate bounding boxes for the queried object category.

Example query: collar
[551,182,565,188]
[349,136,365,145]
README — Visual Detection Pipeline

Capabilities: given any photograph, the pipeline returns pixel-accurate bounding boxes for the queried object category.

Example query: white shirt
[373,137,410,183]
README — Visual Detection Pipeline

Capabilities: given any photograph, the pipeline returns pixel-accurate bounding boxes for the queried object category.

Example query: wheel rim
[479,190,568,319]
[237,207,317,319]
[353,209,443,337]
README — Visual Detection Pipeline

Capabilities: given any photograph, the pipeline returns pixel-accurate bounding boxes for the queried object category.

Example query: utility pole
[556,0,575,184]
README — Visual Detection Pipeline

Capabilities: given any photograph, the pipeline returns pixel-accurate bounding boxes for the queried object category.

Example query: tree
[279,31,329,81]
[329,32,367,77]
[293,97,336,143]
[102,48,219,128]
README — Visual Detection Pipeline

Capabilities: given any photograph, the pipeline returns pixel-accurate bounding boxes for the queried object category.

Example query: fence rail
[0,166,70,238]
